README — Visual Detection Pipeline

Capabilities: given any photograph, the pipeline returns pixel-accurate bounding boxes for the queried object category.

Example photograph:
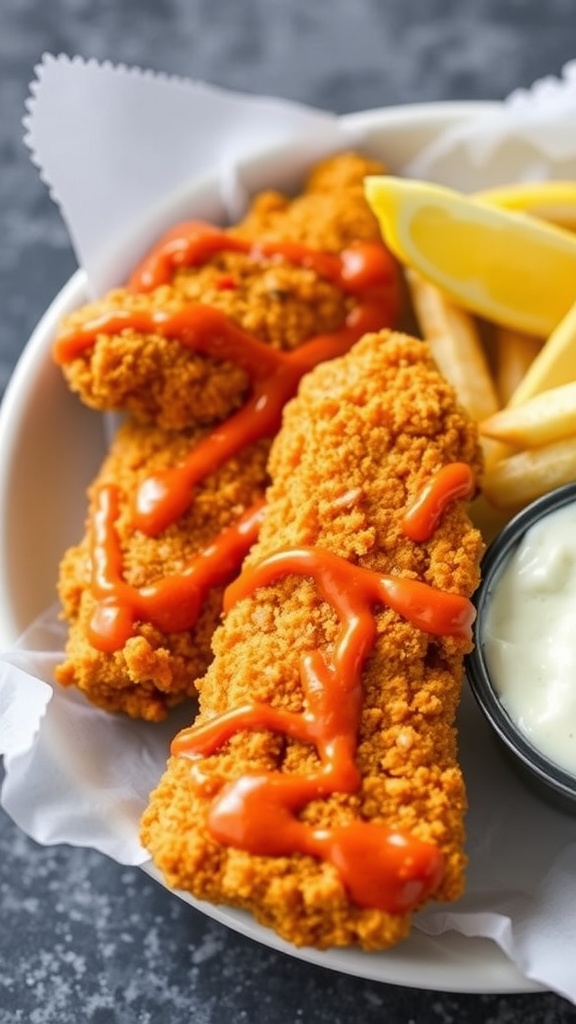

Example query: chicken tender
[141,330,484,950]
[53,152,400,720]
[53,153,390,430]
[56,418,269,721]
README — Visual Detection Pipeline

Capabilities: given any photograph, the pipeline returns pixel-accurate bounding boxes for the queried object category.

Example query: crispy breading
[53,152,396,720]
[232,151,386,250]
[55,418,269,721]
[55,153,385,430]
[141,330,484,950]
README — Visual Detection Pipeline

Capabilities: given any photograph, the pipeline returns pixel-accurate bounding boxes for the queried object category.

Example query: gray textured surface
[2,1,576,1021]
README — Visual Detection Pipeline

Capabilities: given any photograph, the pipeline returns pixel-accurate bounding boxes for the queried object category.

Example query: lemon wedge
[476,180,576,229]
[456,181,576,405]
[364,176,576,336]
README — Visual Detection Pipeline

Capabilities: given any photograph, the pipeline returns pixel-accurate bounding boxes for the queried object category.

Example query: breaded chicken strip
[53,153,390,430]
[53,153,399,721]
[141,330,484,950]
[55,419,269,721]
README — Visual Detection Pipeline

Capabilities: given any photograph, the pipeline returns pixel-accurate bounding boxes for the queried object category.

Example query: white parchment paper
[407,57,576,189]
[23,54,350,294]
[3,52,576,1002]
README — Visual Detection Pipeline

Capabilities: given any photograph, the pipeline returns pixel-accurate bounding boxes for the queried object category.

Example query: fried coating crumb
[56,153,385,430]
[232,151,386,251]
[141,330,485,949]
[54,152,394,719]
[55,418,270,721]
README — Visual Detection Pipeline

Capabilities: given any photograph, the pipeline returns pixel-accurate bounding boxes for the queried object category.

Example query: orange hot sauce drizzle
[401,463,476,543]
[173,547,476,913]
[87,487,265,652]
[56,221,397,653]
[126,220,396,295]
[53,222,398,537]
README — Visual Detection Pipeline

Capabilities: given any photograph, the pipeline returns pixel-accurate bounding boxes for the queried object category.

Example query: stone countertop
[2,1,576,1021]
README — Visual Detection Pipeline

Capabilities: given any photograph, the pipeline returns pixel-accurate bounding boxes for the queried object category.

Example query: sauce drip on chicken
[54,222,398,651]
[172,474,476,913]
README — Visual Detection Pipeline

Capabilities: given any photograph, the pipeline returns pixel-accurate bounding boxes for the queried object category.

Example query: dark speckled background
[2,1,576,1021]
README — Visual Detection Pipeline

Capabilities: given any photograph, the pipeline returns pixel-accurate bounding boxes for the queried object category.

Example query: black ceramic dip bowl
[466,481,576,816]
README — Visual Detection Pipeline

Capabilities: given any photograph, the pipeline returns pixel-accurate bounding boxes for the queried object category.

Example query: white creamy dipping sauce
[483,501,576,776]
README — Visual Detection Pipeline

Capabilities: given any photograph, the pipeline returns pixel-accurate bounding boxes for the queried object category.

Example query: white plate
[0,101,545,994]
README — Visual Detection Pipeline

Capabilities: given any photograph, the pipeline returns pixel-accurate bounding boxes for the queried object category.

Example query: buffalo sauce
[173,522,476,913]
[126,220,396,295]
[54,219,398,653]
[53,226,398,537]
[401,463,476,542]
[87,490,265,652]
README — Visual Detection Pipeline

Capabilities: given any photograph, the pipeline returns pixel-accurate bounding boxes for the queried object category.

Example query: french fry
[481,437,512,471]
[481,381,576,449]
[508,297,576,407]
[482,435,576,510]
[407,270,500,422]
[494,327,543,405]
[407,239,576,524]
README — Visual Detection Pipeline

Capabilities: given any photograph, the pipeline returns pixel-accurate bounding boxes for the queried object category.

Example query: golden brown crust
[233,151,386,250]
[55,419,270,721]
[56,153,384,430]
[141,330,484,948]
[54,152,388,719]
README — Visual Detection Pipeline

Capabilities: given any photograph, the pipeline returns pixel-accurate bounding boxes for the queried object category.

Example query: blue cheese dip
[483,501,576,776]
